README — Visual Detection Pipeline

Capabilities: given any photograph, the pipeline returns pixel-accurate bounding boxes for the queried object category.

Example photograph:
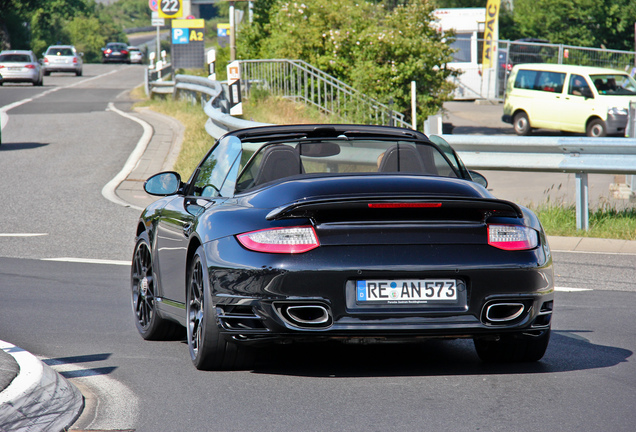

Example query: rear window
[514,69,565,93]
[46,48,74,56]
[0,54,32,63]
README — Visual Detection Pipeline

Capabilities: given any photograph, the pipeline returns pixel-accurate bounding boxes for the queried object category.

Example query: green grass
[532,204,636,240]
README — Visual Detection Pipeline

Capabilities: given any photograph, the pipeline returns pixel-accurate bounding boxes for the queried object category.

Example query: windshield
[591,74,636,95]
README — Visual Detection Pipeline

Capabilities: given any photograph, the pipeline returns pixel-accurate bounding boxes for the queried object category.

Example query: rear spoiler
[266,196,523,221]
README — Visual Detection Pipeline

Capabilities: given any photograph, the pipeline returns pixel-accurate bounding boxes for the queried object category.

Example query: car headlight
[608,107,628,116]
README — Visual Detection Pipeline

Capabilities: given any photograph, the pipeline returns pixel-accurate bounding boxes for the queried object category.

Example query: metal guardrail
[148,71,636,231]
[238,59,411,128]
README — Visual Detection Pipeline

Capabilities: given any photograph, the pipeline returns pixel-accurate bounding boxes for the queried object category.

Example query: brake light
[368,203,442,209]
[122,50,129,55]
[237,226,320,254]
[73,57,77,63]
[488,225,538,250]
[44,58,49,64]
[25,64,35,69]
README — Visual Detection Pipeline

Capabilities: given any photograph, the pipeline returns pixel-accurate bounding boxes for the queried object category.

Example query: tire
[76,70,82,77]
[131,232,181,340]
[187,246,253,370]
[44,71,50,76]
[474,327,550,363]
[513,112,532,136]
[586,118,606,137]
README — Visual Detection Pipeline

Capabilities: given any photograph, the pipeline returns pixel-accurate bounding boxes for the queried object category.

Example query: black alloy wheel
[187,246,253,370]
[131,233,180,340]
[473,327,551,362]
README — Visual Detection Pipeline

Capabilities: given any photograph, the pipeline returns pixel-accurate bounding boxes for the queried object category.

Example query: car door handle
[183,223,193,237]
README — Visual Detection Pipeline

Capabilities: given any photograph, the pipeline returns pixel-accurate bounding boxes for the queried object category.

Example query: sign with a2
[158,0,182,18]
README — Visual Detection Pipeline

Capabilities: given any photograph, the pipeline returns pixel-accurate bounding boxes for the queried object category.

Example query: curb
[0,341,84,432]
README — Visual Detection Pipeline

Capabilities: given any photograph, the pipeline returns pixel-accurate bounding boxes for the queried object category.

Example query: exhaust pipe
[485,303,525,323]
[286,305,330,325]
[276,304,332,328]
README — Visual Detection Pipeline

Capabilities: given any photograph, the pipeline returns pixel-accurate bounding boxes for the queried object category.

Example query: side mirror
[469,170,488,188]
[144,172,182,196]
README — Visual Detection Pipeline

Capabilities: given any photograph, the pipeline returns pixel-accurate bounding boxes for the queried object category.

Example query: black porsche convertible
[131,124,553,370]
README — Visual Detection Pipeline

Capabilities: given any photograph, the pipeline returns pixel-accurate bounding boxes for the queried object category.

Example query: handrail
[238,59,410,128]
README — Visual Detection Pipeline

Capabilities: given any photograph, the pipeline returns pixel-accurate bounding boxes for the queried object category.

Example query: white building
[433,8,498,100]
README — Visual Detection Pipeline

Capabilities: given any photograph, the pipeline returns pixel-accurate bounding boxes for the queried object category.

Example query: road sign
[158,0,182,19]
[148,0,158,11]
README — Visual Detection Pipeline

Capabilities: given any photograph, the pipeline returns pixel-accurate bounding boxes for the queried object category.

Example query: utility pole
[230,1,236,61]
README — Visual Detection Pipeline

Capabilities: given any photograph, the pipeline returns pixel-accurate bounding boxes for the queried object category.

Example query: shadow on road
[0,142,49,151]
[251,331,631,377]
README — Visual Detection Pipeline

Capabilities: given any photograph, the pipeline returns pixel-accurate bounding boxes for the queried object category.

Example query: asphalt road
[1,67,635,431]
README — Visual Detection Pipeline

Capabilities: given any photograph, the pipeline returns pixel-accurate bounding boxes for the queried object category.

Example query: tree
[238,0,457,120]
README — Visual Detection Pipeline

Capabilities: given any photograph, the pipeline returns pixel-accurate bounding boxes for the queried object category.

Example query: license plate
[9,67,21,71]
[356,279,458,304]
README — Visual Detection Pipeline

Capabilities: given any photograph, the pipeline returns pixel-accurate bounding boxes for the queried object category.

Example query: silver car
[128,46,144,64]
[43,45,83,76]
[0,50,43,86]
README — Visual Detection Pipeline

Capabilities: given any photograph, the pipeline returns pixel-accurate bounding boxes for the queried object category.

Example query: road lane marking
[41,257,130,266]
[0,233,48,237]
[555,286,593,292]
[101,102,152,211]
[1,68,120,130]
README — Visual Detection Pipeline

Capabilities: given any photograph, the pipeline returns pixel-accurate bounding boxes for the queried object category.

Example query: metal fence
[238,59,410,128]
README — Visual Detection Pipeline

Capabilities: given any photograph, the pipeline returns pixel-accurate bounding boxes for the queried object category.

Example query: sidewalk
[2,102,635,432]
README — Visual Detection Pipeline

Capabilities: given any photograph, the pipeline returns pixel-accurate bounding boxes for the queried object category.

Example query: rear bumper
[0,71,39,82]
[203,238,554,343]
[44,65,80,73]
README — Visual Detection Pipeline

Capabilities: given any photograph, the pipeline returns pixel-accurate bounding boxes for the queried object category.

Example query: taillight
[73,57,77,63]
[488,225,538,251]
[25,64,35,69]
[122,50,129,55]
[105,49,112,54]
[44,58,49,64]
[237,226,320,254]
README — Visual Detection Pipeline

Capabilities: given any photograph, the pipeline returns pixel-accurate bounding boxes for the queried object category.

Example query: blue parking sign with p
[172,28,188,44]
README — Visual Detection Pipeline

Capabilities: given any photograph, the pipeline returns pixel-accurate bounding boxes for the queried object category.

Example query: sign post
[207,49,216,80]
[227,61,242,115]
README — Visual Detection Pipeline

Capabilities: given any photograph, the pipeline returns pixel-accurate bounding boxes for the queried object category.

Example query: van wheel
[586,119,606,137]
[513,112,531,136]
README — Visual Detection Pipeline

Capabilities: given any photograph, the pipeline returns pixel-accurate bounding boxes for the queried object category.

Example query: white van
[502,64,636,137]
